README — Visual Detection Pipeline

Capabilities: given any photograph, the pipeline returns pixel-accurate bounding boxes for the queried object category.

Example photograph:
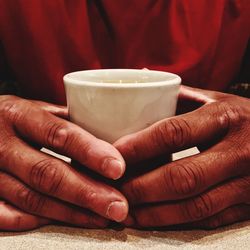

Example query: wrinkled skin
[0,85,249,231]
[0,96,128,231]
[115,86,250,230]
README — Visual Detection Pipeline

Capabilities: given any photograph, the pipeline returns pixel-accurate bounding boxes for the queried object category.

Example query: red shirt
[0,0,249,104]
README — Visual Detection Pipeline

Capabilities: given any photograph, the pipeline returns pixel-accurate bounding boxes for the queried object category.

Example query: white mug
[63,69,181,143]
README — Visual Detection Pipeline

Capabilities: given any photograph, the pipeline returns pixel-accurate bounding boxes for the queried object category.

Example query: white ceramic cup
[63,69,181,143]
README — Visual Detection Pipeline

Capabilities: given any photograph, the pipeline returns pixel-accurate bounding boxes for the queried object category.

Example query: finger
[178,85,217,104]
[115,95,237,164]
[179,85,240,103]
[125,204,250,230]
[30,100,68,118]
[189,204,250,230]
[2,97,125,180]
[121,137,248,204]
[0,172,108,228]
[176,86,215,115]
[0,136,128,222]
[128,176,250,228]
[0,200,50,231]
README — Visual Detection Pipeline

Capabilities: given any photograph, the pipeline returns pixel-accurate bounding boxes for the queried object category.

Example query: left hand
[115,86,250,229]
[0,200,50,232]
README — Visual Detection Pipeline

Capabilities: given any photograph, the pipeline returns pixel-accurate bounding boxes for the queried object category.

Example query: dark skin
[116,86,250,229]
[0,86,249,231]
[0,96,128,231]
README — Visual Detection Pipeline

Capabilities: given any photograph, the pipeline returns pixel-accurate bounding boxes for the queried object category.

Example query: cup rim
[63,69,181,88]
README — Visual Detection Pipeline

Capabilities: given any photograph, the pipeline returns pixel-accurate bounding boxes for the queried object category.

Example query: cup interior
[64,69,181,87]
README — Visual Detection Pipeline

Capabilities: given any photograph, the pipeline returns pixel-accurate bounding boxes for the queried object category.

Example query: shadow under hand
[3,220,250,247]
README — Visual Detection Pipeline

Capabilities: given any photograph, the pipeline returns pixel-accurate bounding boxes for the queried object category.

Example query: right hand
[0,95,128,231]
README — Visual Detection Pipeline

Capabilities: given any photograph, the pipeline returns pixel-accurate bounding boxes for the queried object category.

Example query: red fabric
[0,0,249,104]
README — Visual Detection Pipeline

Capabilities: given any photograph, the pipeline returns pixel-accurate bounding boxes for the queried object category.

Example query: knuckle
[85,191,98,206]
[230,177,250,201]
[46,122,72,150]
[0,95,19,112]
[151,118,191,149]
[237,139,250,165]
[16,187,45,213]
[167,118,191,148]
[150,123,167,149]
[136,210,159,227]
[12,215,23,231]
[183,194,214,221]
[29,158,65,195]
[0,144,5,162]
[75,188,97,208]
[164,162,202,197]
[126,179,145,204]
[11,214,40,231]
[223,126,250,170]
[119,136,142,162]
[79,141,92,164]
[225,143,249,175]
[0,135,16,163]
[242,142,250,163]
[0,96,24,122]
[216,101,244,129]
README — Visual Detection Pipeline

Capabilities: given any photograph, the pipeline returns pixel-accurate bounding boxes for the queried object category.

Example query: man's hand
[0,95,128,231]
[115,86,250,230]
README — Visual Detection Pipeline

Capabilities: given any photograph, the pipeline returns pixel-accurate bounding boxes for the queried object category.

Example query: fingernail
[106,201,128,222]
[103,159,124,180]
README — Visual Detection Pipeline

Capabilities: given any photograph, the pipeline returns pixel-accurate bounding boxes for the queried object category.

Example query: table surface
[0,221,249,250]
